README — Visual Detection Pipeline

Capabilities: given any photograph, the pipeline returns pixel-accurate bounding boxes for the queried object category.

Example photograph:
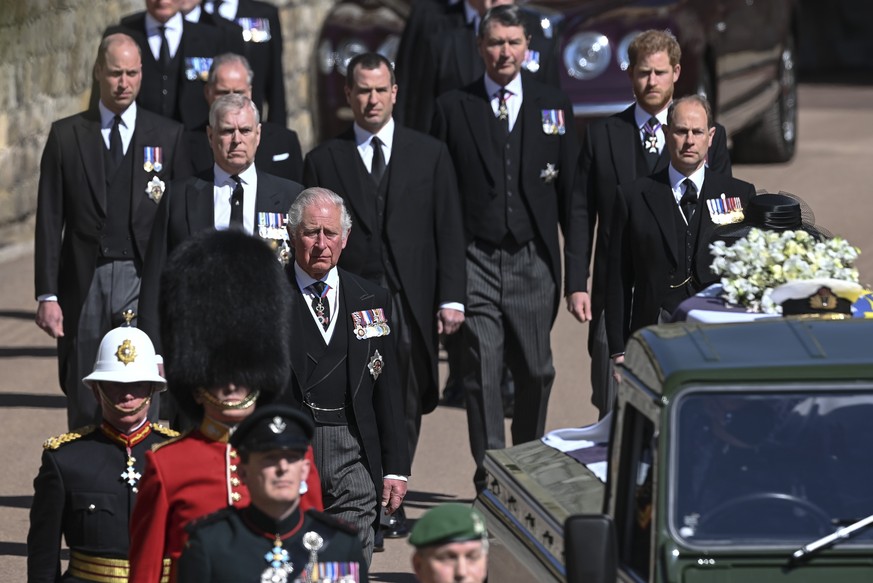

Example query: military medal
[498,100,509,122]
[541,109,566,135]
[145,176,166,204]
[301,531,324,583]
[707,193,745,225]
[143,147,154,172]
[261,534,294,583]
[185,57,213,81]
[238,17,272,43]
[351,309,391,339]
[121,453,142,492]
[368,350,384,380]
[539,162,559,184]
[643,118,661,154]
[523,49,541,73]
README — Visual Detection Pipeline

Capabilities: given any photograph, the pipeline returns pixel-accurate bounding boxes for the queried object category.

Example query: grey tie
[680,178,698,223]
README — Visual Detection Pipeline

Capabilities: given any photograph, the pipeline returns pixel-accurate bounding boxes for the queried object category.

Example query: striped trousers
[462,239,556,490]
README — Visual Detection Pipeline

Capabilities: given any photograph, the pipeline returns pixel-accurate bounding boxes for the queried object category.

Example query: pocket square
[272,152,290,162]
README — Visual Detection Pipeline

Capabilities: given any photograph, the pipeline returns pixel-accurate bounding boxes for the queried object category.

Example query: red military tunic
[128,415,323,583]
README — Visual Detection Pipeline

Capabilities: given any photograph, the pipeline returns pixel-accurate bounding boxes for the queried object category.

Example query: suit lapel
[641,173,679,264]
[460,83,498,184]
[331,131,374,235]
[287,273,309,382]
[384,126,411,226]
[610,106,642,180]
[339,272,375,402]
[130,114,155,217]
[75,113,108,214]
[186,173,215,233]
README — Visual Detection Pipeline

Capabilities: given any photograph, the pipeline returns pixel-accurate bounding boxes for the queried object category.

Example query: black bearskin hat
[158,230,292,419]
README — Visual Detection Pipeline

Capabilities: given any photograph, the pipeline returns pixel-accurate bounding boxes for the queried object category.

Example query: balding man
[35,33,190,429]
[188,53,302,181]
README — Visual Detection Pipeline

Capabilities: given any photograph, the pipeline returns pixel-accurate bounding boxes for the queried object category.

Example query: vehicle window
[615,405,656,578]
[672,390,873,546]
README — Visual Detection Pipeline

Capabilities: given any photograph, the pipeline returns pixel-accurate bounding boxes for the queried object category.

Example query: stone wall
[0,0,334,234]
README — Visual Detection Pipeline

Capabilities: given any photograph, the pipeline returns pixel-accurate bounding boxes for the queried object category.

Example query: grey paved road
[2,82,872,581]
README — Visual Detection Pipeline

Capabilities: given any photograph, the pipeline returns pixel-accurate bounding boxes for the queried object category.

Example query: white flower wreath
[709,228,860,314]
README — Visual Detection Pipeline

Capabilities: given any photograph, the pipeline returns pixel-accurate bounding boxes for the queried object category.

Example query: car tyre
[732,35,798,164]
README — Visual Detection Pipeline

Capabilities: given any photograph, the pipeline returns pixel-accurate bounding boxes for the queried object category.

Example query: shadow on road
[404,490,473,511]
[0,347,56,358]
[0,310,36,321]
[0,496,33,510]
[0,393,66,409]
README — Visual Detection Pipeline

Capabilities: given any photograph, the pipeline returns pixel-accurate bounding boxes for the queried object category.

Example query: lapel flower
[145,176,165,204]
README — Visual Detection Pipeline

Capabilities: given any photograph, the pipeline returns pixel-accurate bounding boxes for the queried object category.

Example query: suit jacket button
[88,504,96,512]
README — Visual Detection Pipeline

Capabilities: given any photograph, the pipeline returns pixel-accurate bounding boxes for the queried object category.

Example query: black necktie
[497,88,510,135]
[108,114,123,174]
[309,281,330,331]
[229,175,244,229]
[643,116,661,172]
[680,178,698,223]
[370,136,386,185]
[158,25,171,69]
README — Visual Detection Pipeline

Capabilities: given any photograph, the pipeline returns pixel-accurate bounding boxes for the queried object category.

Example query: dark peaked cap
[159,230,293,419]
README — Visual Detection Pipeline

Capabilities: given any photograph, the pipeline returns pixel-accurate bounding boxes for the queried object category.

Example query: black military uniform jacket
[27,422,178,583]
[178,504,369,582]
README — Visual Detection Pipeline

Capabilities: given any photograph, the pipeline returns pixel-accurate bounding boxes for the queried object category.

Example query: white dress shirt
[213,163,258,234]
[483,72,523,133]
[183,5,202,23]
[98,101,136,154]
[204,0,239,20]
[293,263,340,344]
[353,118,394,171]
[668,164,706,225]
[145,12,183,62]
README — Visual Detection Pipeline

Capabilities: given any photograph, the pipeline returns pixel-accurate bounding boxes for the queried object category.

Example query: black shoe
[373,529,385,552]
[381,505,410,538]
[440,382,465,408]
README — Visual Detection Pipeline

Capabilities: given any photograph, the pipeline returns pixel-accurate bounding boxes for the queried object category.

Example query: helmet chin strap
[97,386,153,416]
[196,387,260,410]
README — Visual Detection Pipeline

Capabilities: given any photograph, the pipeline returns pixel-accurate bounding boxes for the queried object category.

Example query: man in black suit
[606,95,756,364]
[282,188,410,561]
[304,52,465,468]
[103,0,228,130]
[187,53,302,181]
[202,0,286,124]
[578,29,732,417]
[138,92,303,357]
[432,5,589,491]
[34,33,190,430]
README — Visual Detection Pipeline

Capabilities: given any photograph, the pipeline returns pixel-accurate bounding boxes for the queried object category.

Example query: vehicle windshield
[671,388,873,546]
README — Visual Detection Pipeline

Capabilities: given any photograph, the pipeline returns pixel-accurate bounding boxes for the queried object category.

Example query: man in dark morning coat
[34,33,190,430]
[578,29,732,417]
[202,0,287,124]
[102,0,229,130]
[138,92,303,357]
[281,188,411,561]
[432,5,590,492]
[187,53,303,181]
[605,95,756,366]
[303,52,466,470]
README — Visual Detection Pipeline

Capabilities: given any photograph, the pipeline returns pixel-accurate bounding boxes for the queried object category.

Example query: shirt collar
[634,102,669,129]
[353,118,395,150]
[145,11,183,34]
[463,1,479,26]
[183,5,202,22]
[483,72,523,101]
[214,162,257,187]
[293,263,339,294]
[668,164,706,193]
[98,100,137,129]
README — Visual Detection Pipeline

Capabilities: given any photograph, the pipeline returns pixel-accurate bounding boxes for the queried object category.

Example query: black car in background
[313,0,798,163]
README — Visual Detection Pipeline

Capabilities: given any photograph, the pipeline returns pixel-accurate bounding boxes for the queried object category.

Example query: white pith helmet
[83,325,166,389]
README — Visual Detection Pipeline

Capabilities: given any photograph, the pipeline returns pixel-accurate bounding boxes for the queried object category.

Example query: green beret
[409,504,487,548]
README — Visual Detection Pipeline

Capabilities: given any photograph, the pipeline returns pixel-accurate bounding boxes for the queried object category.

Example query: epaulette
[306,509,358,535]
[43,425,97,450]
[151,428,193,452]
[184,506,235,535]
[150,423,181,438]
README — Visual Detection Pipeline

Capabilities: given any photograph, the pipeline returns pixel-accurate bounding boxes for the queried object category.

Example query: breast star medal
[261,534,294,583]
[368,350,384,380]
